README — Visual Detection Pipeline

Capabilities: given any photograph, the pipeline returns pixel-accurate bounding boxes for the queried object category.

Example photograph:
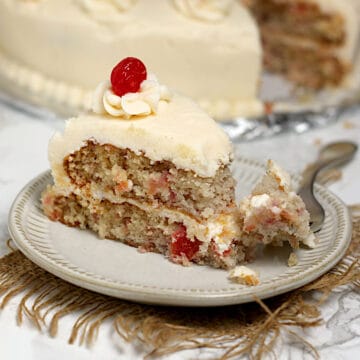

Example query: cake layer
[63,141,235,219]
[42,187,252,269]
[0,0,263,119]
[245,0,360,88]
[306,0,360,62]
[247,0,360,61]
[262,31,347,88]
[248,0,346,44]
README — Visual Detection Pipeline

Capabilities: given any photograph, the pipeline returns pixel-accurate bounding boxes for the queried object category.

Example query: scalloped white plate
[8,158,352,307]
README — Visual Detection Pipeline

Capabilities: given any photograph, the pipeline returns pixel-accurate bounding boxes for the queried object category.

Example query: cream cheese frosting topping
[250,194,271,208]
[76,0,137,21]
[173,0,234,22]
[49,92,233,181]
[92,73,172,118]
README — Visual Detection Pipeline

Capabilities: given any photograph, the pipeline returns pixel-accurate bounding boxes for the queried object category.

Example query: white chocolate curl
[92,73,172,118]
[173,0,233,22]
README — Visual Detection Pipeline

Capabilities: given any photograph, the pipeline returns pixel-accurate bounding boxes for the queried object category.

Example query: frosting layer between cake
[49,93,233,183]
[0,0,262,119]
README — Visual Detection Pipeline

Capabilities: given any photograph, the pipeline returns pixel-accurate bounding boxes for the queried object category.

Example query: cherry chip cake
[42,57,315,270]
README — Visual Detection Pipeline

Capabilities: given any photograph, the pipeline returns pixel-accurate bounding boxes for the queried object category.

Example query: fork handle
[300,157,339,190]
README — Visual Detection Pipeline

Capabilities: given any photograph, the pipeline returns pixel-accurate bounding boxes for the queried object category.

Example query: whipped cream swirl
[77,0,137,20]
[173,0,233,22]
[92,73,172,118]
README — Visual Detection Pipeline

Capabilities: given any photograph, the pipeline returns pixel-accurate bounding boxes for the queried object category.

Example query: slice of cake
[42,57,255,269]
[42,58,315,271]
[244,0,360,89]
[239,160,316,249]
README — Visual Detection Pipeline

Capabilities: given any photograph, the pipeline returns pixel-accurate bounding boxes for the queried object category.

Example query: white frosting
[49,93,233,179]
[271,206,281,215]
[76,0,137,22]
[206,222,224,240]
[2,0,358,119]
[173,0,233,22]
[205,214,240,251]
[79,0,137,11]
[92,74,172,118]
[250,194,270,208]
[0,50,263,120]
[0,0,262,120]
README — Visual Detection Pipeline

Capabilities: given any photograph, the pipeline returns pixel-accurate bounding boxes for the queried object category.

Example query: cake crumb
[343,120,355,129]
[288,252,298,267]
[313,138,322,146]
[264,101,274,115]
[228,266,260,286]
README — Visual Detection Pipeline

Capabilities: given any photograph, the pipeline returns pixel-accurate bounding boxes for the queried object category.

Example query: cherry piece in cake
[171,225,201,261]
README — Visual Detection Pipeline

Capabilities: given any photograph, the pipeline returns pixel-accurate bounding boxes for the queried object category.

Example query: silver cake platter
[1,68,360,143]
[221,103,360,142]
[0,90,59,122]
[221,68,360,141]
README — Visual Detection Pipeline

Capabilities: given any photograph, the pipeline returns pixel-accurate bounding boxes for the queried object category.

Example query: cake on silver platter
[1,0,360,125]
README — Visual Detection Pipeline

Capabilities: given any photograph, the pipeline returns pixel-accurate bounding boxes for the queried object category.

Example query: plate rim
[8,159,352,307]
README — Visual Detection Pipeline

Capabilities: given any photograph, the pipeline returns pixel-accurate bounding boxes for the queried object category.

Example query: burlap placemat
[0,175,359,359]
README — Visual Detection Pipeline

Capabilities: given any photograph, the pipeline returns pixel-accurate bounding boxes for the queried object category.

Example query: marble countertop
[0,99,359,359]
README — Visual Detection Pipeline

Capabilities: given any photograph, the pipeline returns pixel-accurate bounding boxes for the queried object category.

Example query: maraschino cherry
[110,57,147,97]
[171,225,201,261]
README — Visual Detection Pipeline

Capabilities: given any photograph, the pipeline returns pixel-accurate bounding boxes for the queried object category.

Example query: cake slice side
[41,57,250,269]
[41,185,251,269]
[61,140,236,220]
[244,0,360,89]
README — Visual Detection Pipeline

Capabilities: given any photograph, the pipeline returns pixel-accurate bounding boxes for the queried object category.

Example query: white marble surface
[0,99,359,359]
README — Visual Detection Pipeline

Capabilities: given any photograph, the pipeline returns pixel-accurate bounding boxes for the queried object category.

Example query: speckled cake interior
[42,142,252,269]
[245,0,360,89]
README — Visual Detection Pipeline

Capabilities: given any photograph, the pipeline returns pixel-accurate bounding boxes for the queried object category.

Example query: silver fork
[298,141,358,232]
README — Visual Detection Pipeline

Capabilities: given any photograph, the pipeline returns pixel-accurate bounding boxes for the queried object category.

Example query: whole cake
[0,0,262,120]
[42,57,315,270]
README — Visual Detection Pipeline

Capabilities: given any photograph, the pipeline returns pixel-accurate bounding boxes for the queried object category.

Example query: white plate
[8,158,352,307]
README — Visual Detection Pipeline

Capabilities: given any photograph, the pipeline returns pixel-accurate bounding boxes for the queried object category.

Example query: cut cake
[42,58,315,270]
